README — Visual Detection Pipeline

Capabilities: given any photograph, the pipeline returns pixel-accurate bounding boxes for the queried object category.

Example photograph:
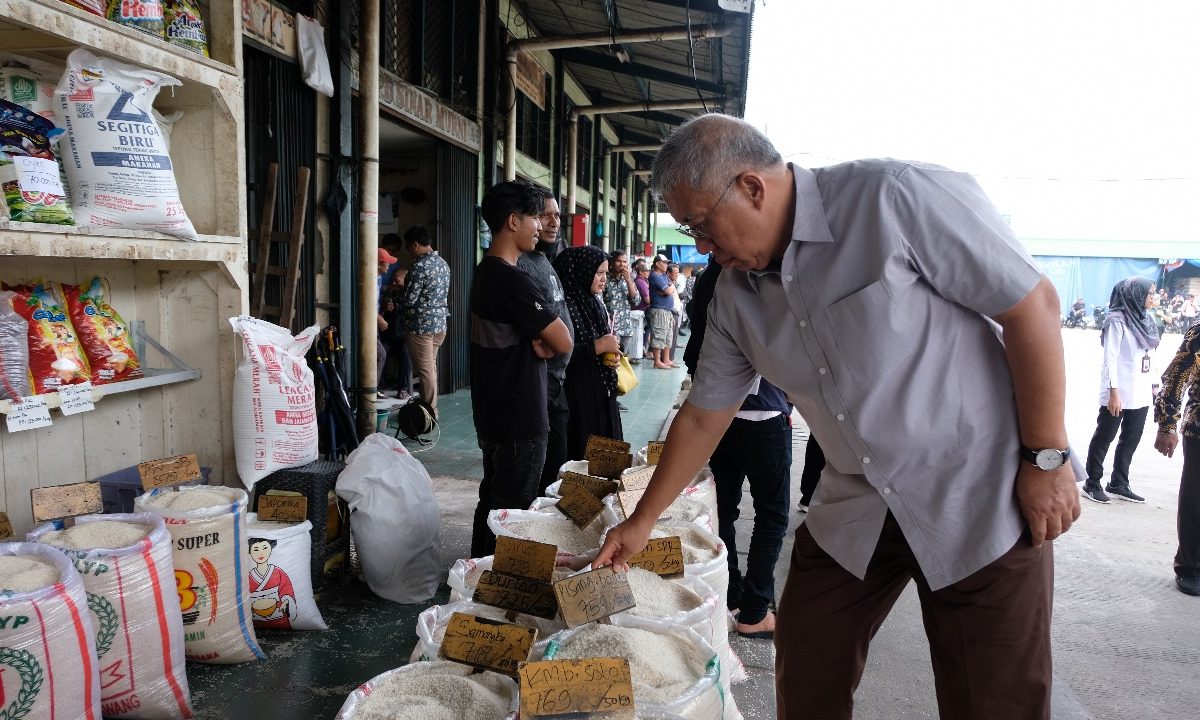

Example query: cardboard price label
[138,454,203,490]
[438,612,538,676]
[620,466,655,492]
[31,482,103,523]
[587,450,632,479]
[584,435,631,459]
[555,483,606,529]
[474,570,559,619]
[553,566,636,628]
[518,658,634,717]
[645,441,665,466]
[494,536,557,583]
[560,472,618,499]
[0,512,13,541]
[627,536,685,577]
[257,494,309,522]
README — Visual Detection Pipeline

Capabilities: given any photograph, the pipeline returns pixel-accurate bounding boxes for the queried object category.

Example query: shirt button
[863,457,871,464]
[785,274,794,282]
[882,487,892,495]
[836,413,845,421]
[798,320,807,327]
[818,367,827,375]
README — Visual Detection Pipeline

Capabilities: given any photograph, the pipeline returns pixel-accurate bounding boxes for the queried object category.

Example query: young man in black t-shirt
[469,181,573,557]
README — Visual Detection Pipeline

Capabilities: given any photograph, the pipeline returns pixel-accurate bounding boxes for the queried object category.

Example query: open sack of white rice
[336,659,518,720]
[445,555,575,603]
[408,599,564,663]
[135,485,265,664]
[29,513,193,718]
[488,508,618,570]
[0,542,101,720]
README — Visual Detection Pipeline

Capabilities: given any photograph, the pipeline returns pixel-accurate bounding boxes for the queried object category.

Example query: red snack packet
[2,282,92,394]
[61,277,142,384]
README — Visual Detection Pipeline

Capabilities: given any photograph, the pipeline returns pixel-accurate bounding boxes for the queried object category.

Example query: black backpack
[392,399,438,444]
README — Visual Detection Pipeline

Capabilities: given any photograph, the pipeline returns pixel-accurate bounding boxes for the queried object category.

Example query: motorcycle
[1093,305,1108,328]
[1062,307,1088,329]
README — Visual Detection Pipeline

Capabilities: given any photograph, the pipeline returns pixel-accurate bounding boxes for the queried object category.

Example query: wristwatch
[1020,445,1070,471]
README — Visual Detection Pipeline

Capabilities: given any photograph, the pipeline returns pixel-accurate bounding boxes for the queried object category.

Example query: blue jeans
[471,435,548,557]
[710,414,792,624]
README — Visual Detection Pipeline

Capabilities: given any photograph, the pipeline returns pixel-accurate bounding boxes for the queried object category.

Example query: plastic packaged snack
[0,98,73,225]
[0,290,30,401]
[164,0,211,57]
[3,282,92,394]
[106,0,166,39]
[61,277,142,384]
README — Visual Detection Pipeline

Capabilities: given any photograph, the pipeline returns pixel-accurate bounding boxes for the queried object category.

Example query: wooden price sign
[617,489,646,519]
[474,570,559,619]
[645,441,665,466]
[552,566,636,628]
[518,657,634,718]
[555,482,606,529]
[31,481,103,523]
[438,611,538,676]
[627,536,685,577]
[494,536,557,583]
[587,450,632,479]
[619,466,655,492]
[138,454,202,490]
[560,472,618,500]
[257,493,309,523]
[0,512,13,541]
[584,435,631,459]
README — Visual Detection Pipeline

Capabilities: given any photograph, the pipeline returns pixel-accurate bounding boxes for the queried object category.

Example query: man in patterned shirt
[400,225,450,417]
[1153,323,1200,597]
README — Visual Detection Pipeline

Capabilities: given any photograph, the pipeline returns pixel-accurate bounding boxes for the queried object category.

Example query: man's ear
[742,172,768,209]
[506,212,521,233]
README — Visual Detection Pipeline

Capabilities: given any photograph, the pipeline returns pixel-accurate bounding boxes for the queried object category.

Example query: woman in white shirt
[1082,277,1160,504]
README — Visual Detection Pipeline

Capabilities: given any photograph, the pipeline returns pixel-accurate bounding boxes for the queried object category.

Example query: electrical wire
[685,0,711,113]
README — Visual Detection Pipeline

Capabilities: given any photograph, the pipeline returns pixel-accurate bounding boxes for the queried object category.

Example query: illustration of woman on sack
[247,537,298,630]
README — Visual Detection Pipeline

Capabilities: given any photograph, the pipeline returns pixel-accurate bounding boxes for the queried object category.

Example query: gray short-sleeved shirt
[689,160,1061,590]
[517,250,573,382]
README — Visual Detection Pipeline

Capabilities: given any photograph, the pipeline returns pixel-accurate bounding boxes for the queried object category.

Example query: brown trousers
[775,515,1053,720]
[405,331,445,416]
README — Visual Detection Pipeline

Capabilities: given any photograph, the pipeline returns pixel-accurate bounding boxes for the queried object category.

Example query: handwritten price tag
[620,466,655,492]
[473,570,560,619]
[560,472,618,499]
[31,481,103,523]
[13,155,65,197]
[518,657,634,717]
[552,566,636,628]
[645,441,665,465]
[584,435,631,459]
[57,382,95,416]
[555,482,606,529]
[439,612,537,676]
[627,536,685,577]
[138,454,204,490]
[257,494,309,522]
[0,513,13,541]
[587,450,632,479]
[5,396,52,433]
[494,536,557,583]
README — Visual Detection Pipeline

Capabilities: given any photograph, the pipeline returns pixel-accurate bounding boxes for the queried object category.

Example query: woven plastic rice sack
[55,49,197,240]
[164,1,210,57]
[134,486,265,664]
[0,60,59,121]
[245,514,327,631]
[0,290,30,401]
[0,98,73,225]
[62,277,142,384]
[337,433,442,604]
[3,282,92,394]
[29,514,194,719]
[230,316,320,488]
[0,542,102,720]
[537,618,729,720]
[107,1,166,39]
[488,508,620,570]
[336,660,518,720]
[408,599,563,663]
[445,555,575,603]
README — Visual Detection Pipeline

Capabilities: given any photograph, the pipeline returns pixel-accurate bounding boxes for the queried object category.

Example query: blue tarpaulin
[1035,256,1161,314]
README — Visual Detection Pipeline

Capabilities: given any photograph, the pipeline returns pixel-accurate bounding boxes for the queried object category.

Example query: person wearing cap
[647,254,678,369]
[376,246,399,397]
[398,225,450,417]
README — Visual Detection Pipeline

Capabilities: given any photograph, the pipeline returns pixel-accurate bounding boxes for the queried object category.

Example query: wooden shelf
[0,0,237,89]
[0,220,245,264]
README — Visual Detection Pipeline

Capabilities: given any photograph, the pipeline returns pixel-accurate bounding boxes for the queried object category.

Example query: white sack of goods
[29,514,194,719]
[54,48,198,240]
[336,660,518,720]
[244,514,327,631]
[230,316,320,489]
[135,486,266,664]
[0,542,102,720]
[408,599,563,663]
[336,433,442,604]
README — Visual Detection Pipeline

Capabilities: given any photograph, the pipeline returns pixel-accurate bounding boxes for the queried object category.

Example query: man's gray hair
[651,113,782,199]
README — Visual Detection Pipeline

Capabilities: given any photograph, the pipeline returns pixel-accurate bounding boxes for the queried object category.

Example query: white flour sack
[244,514,327,632]
[134,486,265,664]
[230,316,320,489]
[54,49,197,240]
[30,514,194,719]
[0,542,102,720]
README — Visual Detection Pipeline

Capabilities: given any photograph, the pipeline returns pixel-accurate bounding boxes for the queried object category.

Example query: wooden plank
[552,566,636,628]
[31,481,103,523]
[560,472,618,499]
[250,162,279,318]
[518,658,635,717]
[473,570,559,619]
[0,513,14,541]
[493,536,557,583]
[584,435,631,459]
[138,453,203,490]
[587,450,631,479]
[256,494,309,523]
[555,483,606,529]
[627,536,685,577]
[279,166,311,329]
[645,441,665,466]
[438,612,537,676]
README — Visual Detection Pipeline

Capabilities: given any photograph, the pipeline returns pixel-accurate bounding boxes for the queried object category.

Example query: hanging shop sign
[378,71,482,153]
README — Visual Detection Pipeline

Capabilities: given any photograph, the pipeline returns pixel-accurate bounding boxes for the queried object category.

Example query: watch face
[1035,449,1064,471]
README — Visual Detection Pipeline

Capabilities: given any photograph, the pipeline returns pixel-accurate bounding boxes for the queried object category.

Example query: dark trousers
[1085,405,1149,489]
[470,435,547,557]
[539,376,569,495]
[799,434,825,506]
[710,414,792,625]
[776,516,1054,720]
[1178,436,1200,577]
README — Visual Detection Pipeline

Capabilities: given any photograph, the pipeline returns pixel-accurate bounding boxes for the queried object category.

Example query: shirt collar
[789,163,836,247]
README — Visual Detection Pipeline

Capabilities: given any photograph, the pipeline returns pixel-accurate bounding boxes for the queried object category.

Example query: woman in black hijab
[553,246,624,459]
[1082,276,1160,504]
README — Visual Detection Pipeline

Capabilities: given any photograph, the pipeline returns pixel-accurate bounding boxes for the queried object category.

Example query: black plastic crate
[251,460,347,591]
[95,465,212,514]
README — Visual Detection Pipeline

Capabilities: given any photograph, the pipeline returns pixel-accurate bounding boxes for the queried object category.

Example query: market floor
[187,356,692,719]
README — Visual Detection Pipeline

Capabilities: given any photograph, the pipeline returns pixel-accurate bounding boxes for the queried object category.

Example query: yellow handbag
[616,355,639,395]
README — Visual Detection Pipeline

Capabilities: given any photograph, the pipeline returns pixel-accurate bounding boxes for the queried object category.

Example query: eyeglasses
[676,173,742,242]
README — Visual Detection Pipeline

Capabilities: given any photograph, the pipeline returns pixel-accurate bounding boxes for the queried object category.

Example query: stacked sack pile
[337,443,744,720]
